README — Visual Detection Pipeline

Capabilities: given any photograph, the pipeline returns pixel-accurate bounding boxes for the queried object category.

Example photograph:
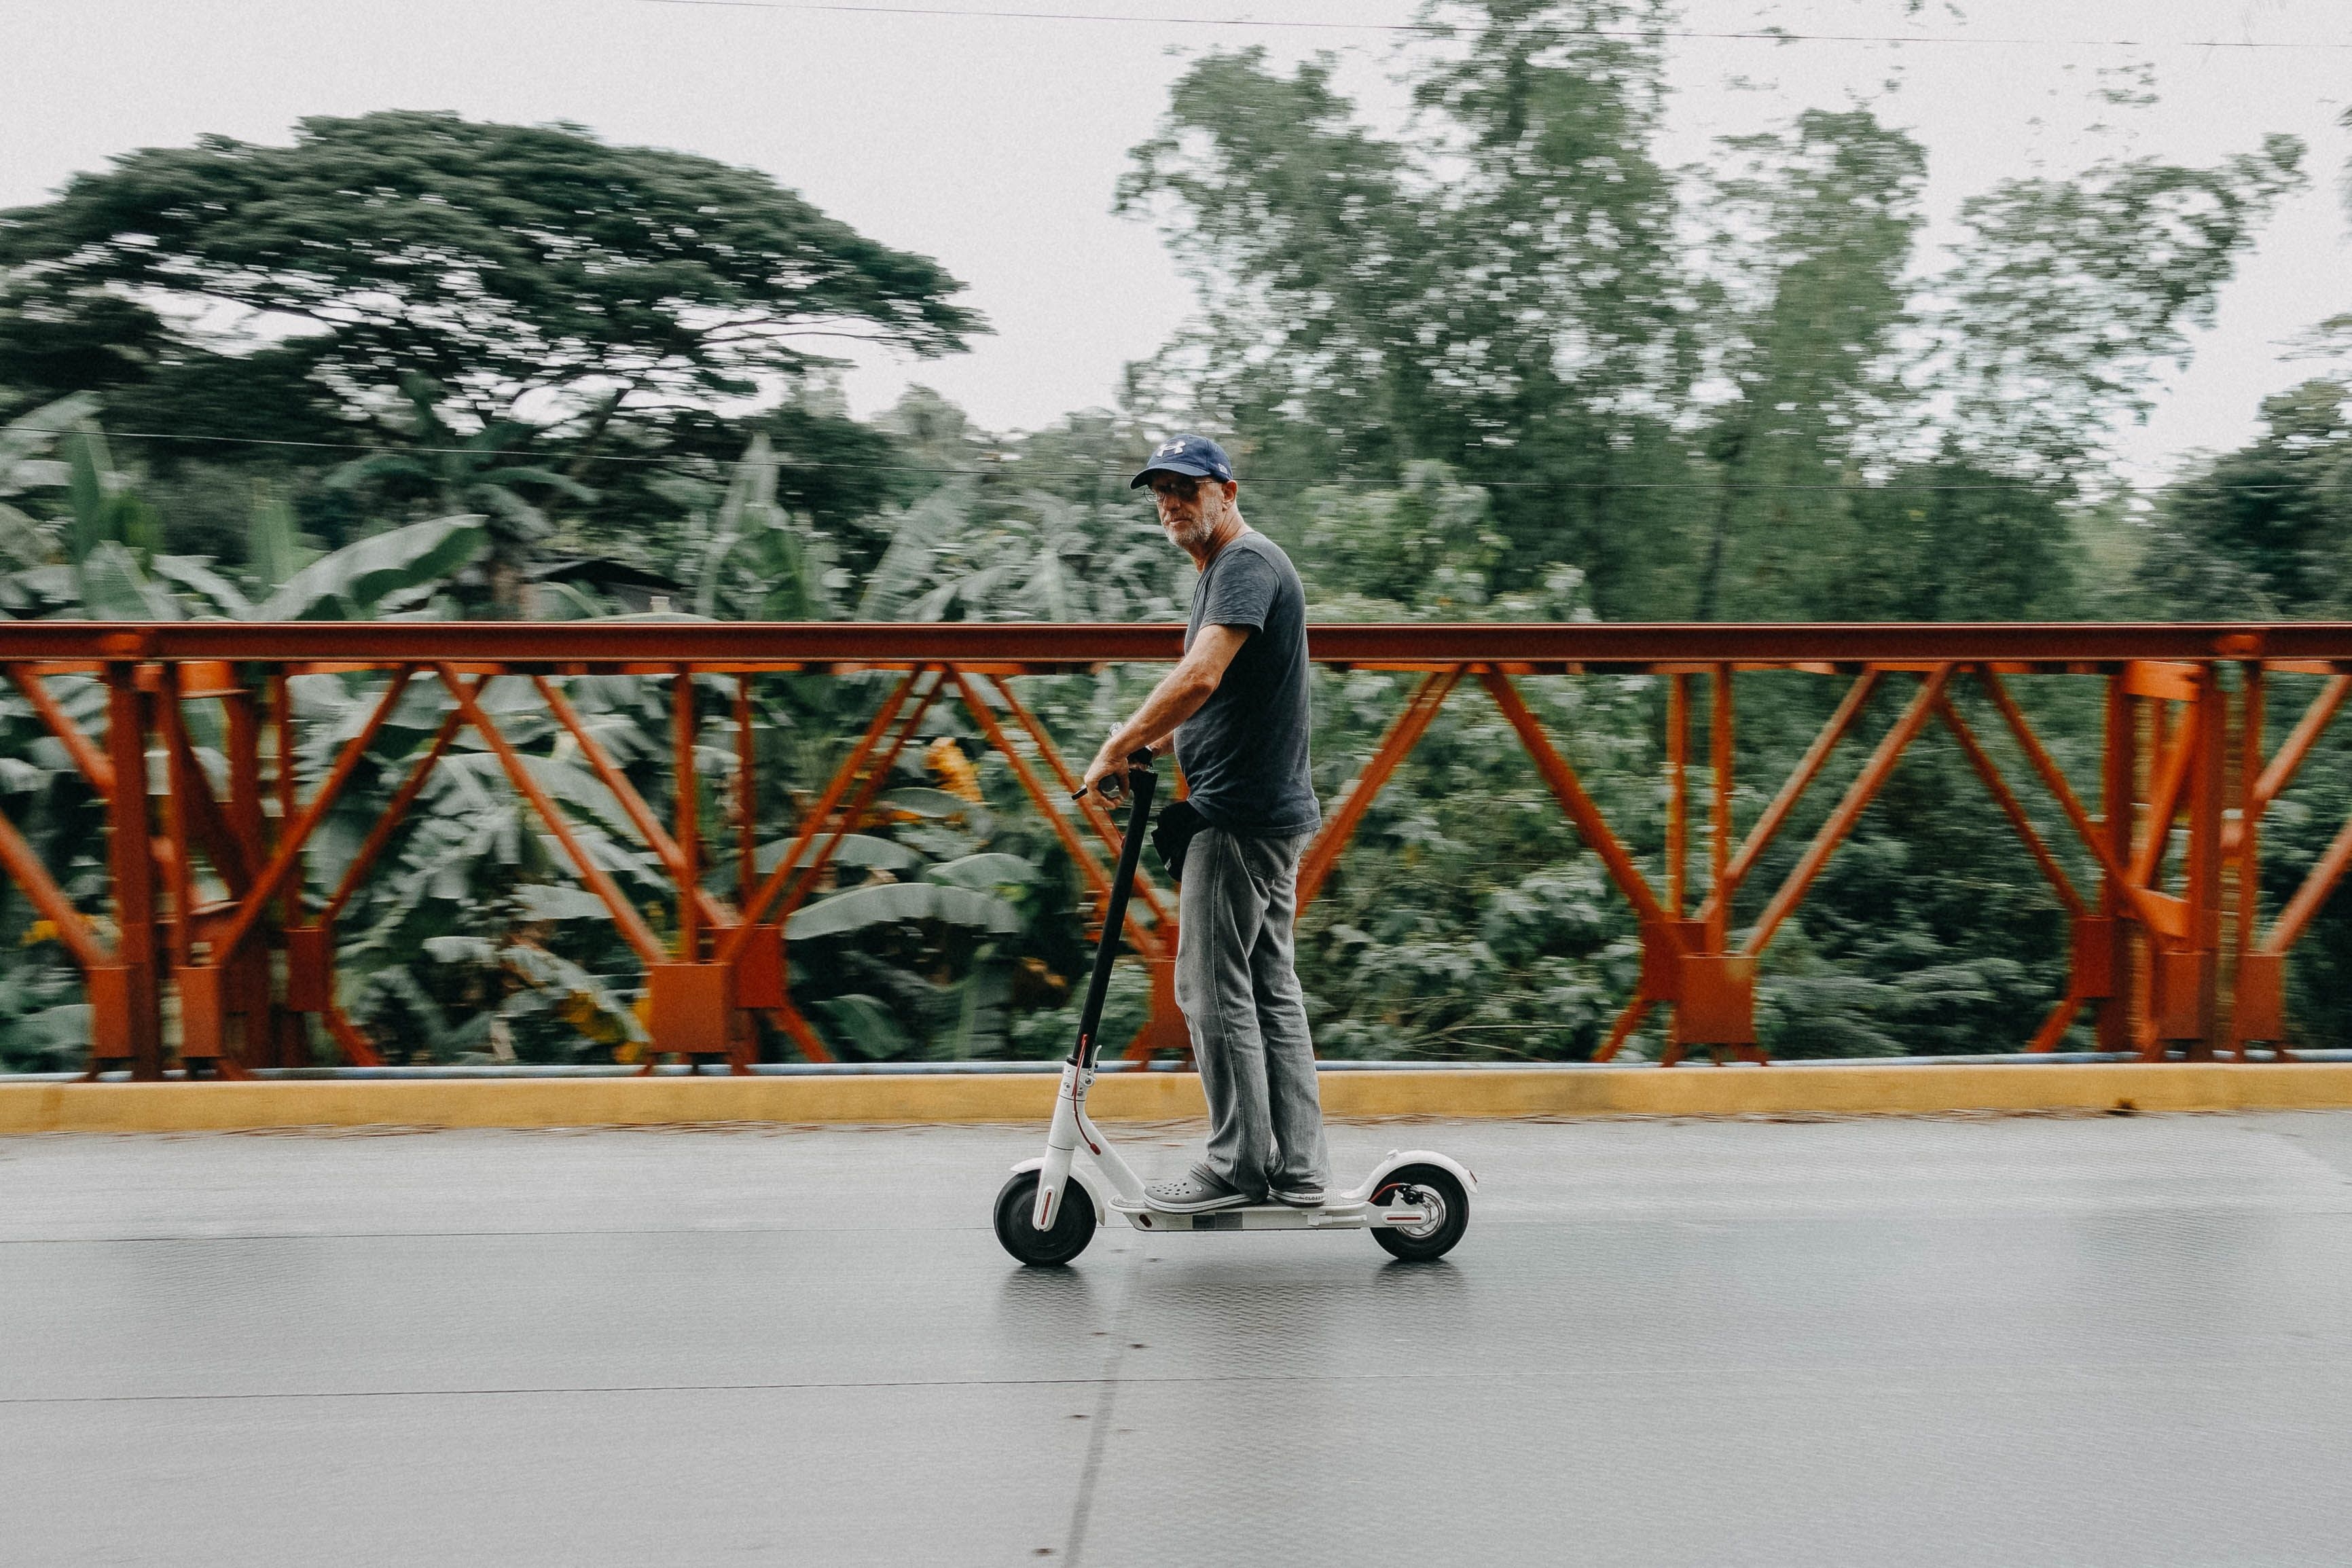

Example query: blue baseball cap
[1129,433,1235,489]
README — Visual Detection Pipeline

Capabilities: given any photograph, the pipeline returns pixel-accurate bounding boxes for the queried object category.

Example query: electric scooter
[993,750,1475,1266]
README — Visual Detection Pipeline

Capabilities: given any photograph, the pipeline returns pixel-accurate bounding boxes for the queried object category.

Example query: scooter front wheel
[994,1169,1097,1266]
[1370,1164,1469,1262]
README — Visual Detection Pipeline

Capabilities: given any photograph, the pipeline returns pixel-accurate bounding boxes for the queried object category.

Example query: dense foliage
[1,5,2346,1069]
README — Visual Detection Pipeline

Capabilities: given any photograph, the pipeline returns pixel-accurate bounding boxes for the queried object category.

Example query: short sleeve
[1204,548,1278,634]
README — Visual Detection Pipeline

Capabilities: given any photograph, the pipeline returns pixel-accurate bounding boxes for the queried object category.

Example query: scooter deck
[1108,1198,1424,1233]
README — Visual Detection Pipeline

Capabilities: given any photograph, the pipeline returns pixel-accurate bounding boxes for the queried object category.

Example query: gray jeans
[1174,826,1328,1197]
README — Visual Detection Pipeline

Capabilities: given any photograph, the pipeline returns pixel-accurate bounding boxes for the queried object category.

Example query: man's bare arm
[1083,623,1250,797]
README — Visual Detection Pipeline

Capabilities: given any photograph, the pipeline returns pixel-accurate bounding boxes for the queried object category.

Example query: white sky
[3,0,2349,487]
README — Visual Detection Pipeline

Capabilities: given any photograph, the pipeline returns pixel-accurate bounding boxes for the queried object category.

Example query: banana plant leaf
[885,787,992,823]
[924,852,1040,890]
[786,881,1024,942]
[811,993,913,1059]
[0,393,101,494]
[256,514,487,620]
[513,883,615,922]
[76,541,181,620]
[151,555,256,618]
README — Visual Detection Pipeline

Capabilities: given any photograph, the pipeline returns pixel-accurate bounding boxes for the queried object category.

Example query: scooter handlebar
[1071,748,1159,802]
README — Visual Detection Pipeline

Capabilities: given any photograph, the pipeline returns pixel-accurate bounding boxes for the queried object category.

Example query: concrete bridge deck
[6,1112,2352,1565]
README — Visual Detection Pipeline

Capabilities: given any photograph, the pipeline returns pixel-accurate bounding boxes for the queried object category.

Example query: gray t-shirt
[1175,531,1320,836]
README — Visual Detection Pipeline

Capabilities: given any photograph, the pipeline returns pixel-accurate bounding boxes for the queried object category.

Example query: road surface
[6,1112,2352,1565]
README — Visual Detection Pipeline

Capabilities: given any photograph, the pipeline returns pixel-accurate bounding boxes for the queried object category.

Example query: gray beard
[1167,516,1214,553]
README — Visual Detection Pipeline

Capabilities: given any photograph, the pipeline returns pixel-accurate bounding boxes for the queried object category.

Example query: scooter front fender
[1013,1155,1110,1228]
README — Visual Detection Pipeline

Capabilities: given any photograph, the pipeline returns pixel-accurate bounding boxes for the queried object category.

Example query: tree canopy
[0,111,981,440]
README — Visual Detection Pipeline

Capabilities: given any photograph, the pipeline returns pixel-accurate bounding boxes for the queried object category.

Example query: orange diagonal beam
[721,669,924,961]
[1696,669,1880,931]
[0,799,114,970]
[323,1002,384,1068]
[1976,670,2174,938]
[7,667,114,797]
[534,674,737,934]
[211,668,415,962]
[769,676,941,922]
[2256,673,2349,805]
[953,671,1166,964]
[991,678,1175,933]
[1590,994,1654,1064]
[2226,674,2351,856]
[158,701,254,894]
[2262,810,2352,956]
[316,695,469,928]
[435,665,665,966]
[1297,666,1462,910]
[1935,692,2086,917]
[1744,665,1952,958]
[2027,994,2084,1054]
[1479,668,1673,931]
[2131,704,2201,887]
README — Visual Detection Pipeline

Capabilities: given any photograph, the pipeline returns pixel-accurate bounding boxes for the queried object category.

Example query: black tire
[994,1169,1097,1266]
[1369,1164,1469,1262]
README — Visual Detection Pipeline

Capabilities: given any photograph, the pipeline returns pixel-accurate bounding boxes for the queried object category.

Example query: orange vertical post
[2095,673,2135,1053]
[1709,665,1733,947]
[155,663,196,972]
[736,675,757,911]
[220,682,282,1065]
[2162,667,2229,1057]
[1665,674,1689,917]
[103,663,163,1080]
[2230,661,2264,1057]
[674,666,699,962]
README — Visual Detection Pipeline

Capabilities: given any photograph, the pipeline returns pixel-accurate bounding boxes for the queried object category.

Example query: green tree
[1936,136,2307,484]
[2144,379,2352,617]
[1117,3,1694,605]
[0,110,981,445]
[1692,109,1927,620]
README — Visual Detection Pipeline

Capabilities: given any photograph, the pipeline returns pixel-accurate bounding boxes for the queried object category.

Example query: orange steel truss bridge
[2,621,2348,1080]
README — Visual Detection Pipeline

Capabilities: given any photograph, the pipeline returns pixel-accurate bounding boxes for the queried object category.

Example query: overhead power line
[626,0,2352,51]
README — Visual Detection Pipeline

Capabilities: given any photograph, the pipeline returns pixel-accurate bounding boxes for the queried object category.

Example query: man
[1081,434,1329,1214]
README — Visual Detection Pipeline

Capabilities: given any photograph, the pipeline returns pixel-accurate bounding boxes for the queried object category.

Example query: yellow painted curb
[6,1063,2352,1133]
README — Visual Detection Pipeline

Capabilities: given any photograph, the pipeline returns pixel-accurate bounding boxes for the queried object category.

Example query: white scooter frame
[993,753,1475,1265]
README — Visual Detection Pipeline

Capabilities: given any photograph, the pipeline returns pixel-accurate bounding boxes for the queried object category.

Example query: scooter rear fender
[1011,1156,1112,1226]
[1339,1148,1479,1205]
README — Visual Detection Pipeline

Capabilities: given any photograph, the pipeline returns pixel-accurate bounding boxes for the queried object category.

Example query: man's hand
[1081,744,1136,803]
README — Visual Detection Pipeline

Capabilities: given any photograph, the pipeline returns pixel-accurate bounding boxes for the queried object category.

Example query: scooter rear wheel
[1369,1164,1469,1262]
[994,1169,1097,1266]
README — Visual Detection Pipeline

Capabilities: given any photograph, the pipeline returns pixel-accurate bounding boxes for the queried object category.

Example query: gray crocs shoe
[1144,1170,1256,1214]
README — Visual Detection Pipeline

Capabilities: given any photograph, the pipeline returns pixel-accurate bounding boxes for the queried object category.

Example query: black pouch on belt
[1150,797,1207,883]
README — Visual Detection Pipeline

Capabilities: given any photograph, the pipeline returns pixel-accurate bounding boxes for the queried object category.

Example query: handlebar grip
[1070,748,1159,801]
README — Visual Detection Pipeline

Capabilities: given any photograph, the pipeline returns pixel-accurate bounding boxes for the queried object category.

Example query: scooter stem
[1068,751,1158,1071]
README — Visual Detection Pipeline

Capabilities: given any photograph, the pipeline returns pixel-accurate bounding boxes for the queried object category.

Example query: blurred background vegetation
[1,1,2347,1070]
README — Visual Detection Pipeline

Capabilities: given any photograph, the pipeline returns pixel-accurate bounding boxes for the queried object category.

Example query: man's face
[1148,472,1233,553]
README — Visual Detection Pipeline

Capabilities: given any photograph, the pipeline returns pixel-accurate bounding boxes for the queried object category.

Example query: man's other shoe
[1144,1170,1256,1214]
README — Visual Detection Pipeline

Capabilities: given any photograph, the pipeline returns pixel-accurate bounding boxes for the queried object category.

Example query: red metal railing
[2,621,2347,1078]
